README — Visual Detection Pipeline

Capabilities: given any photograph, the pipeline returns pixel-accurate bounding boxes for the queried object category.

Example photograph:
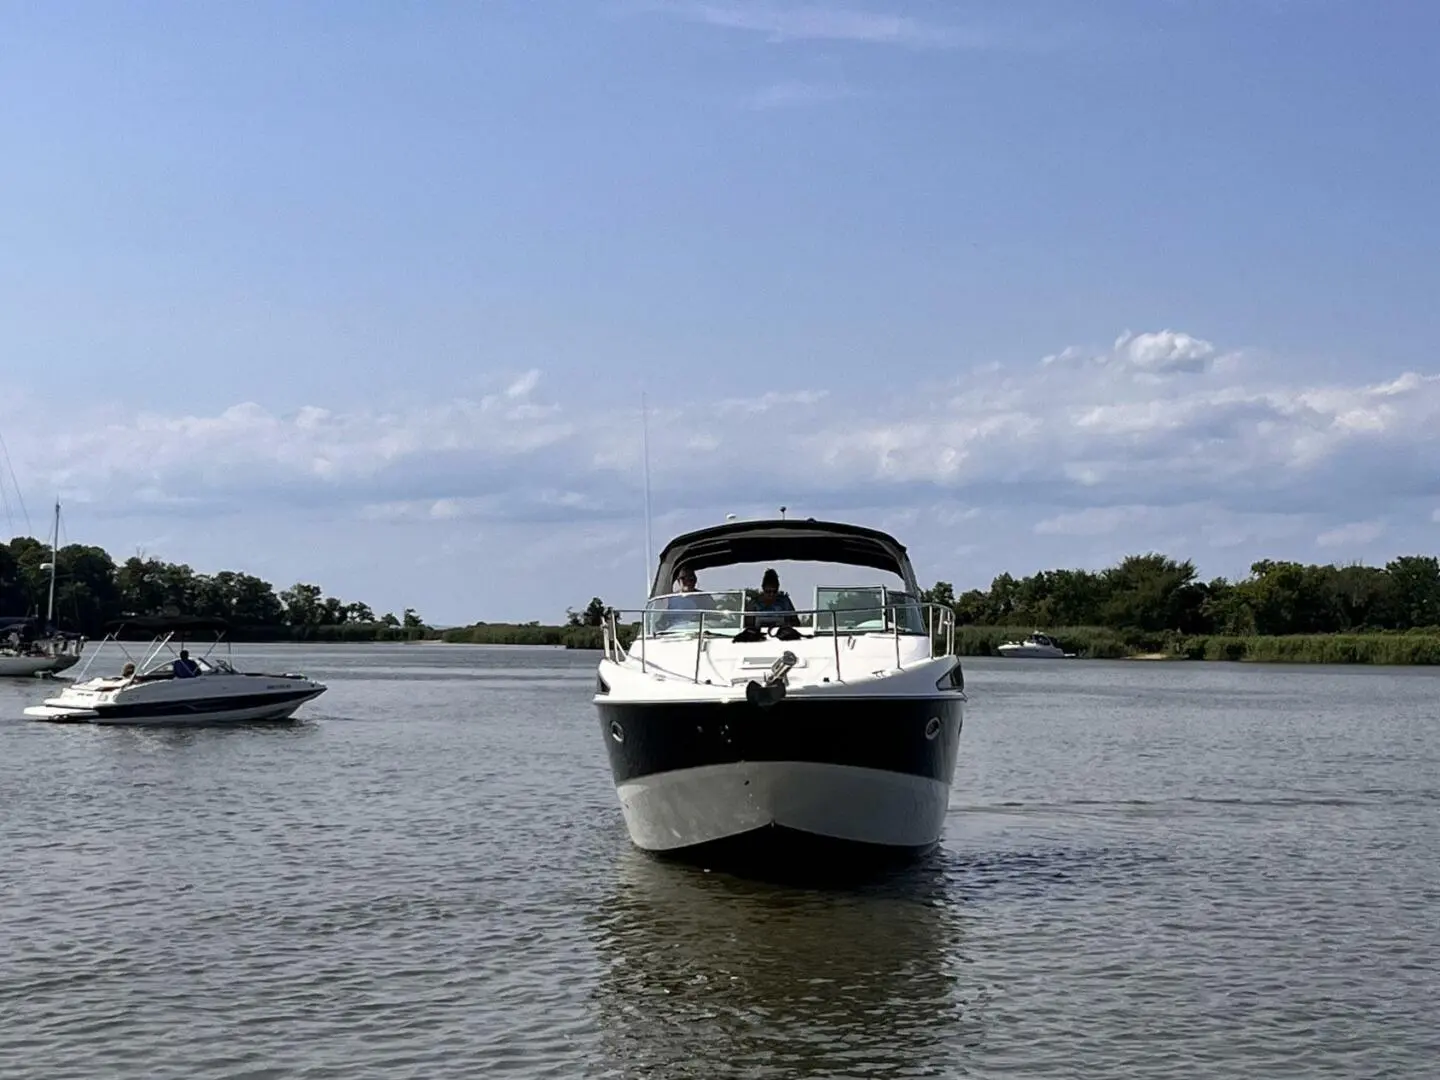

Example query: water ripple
[2,648,1438,1077]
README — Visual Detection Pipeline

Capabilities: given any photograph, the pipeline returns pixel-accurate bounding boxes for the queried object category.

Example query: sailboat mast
[46,499,58,625]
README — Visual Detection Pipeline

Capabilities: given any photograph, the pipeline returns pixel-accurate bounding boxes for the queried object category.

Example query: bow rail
[600,589,956,685]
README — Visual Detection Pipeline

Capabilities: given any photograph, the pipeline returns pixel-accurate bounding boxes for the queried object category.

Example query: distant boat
[0,501,87,678]
[996,631,1071,659]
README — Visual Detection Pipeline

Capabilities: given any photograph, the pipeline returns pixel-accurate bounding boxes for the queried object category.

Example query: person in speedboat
[746,568,799,630]
[172,649,202,678]
[654,567,713,632]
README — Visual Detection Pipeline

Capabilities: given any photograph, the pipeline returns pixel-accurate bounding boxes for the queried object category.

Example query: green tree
[1385,556,1440,628]
[53,544,121,633]
[581,597,608,627]
[281,583,325,627]
[920,581,955,608]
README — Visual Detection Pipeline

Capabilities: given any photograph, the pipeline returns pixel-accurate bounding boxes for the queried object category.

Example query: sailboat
[0,501,87,678]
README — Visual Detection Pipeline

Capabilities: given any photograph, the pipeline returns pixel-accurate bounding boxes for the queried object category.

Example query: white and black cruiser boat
[24,615,326,726]
[995,631,1070,659]
[595,518,966,862]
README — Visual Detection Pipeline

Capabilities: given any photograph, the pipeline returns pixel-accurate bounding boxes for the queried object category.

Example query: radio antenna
[641,391,654,598]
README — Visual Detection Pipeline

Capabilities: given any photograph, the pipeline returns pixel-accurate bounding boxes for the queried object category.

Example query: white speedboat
[594,517,966,863]
[995,631,1069,659]
[24,616,326,726]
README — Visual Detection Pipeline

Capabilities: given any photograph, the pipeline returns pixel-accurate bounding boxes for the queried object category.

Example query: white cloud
[1113,329,1216,375]
[7,329,1440,620]
[9,333,1440,533]
[716,388,828,413]
[1043,329,1225,378]
[505,369,541,399]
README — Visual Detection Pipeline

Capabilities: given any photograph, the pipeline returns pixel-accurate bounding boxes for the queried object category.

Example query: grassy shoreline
[439,622,1440,665]
[956,625,1440,664]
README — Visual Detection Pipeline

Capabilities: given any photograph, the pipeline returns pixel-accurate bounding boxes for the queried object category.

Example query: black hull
[595,693,963,786]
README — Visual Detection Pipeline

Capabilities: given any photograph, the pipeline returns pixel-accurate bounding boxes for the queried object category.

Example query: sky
[2,0,1439,625]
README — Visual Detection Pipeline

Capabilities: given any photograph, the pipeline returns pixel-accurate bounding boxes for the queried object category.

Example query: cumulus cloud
[1113,329,1217,374]
[8,330,1440,534]
[1043,329,1228,377]
[5,327,1440,617]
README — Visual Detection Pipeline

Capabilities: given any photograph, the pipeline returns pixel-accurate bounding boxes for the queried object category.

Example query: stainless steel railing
[600,600,955,685]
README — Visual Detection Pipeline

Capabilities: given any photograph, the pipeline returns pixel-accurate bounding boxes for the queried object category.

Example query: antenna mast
[641,392,654,598]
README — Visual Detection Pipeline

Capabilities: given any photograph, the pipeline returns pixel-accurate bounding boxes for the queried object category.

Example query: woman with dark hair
[748,567,799,629]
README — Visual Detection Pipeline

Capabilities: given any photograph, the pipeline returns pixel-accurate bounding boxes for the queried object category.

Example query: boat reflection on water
[588,848,984,1079]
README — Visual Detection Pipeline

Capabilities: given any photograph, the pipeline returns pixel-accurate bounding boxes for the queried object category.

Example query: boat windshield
[640,582,929,638]
[645,589,748,637]
[814,586,927,635]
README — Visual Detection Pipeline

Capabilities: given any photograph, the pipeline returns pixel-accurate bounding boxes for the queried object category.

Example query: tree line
[568,553,1440,639]
[919,553,1440,636]
[1,535,429,640]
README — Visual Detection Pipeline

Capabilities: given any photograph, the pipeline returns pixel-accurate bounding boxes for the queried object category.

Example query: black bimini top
[651,518,918,597]
[104,615,230,635]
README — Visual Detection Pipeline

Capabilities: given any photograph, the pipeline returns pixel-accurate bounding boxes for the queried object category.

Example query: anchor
[744,650,797,708]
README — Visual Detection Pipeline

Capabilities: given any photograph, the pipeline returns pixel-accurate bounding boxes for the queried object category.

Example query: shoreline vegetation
[438,621,1440,664]
[8,536,1440,663]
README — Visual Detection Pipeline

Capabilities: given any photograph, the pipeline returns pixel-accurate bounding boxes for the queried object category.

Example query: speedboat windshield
[641,575,929,639]
[645,588,748,637]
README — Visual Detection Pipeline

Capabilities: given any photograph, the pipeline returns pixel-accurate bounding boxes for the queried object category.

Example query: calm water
[2,644,1437,1078]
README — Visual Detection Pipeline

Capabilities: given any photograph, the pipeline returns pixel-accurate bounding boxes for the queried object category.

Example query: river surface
[2,644,1437,1078]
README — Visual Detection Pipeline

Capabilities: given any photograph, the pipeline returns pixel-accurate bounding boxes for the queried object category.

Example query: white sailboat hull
[0,649,82,678]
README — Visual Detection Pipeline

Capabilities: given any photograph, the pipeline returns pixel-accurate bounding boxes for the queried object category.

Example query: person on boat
[746,568,799,629]
[655,567,712,631]
[672,568,708,604]
[172,649,201,678]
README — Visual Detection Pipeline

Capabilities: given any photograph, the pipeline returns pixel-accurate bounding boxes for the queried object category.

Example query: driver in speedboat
[172,649,202,678]
[654,567,712,632]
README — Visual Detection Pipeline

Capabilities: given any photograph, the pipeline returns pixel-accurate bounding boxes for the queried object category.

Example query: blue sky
[2,0,1439,624]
